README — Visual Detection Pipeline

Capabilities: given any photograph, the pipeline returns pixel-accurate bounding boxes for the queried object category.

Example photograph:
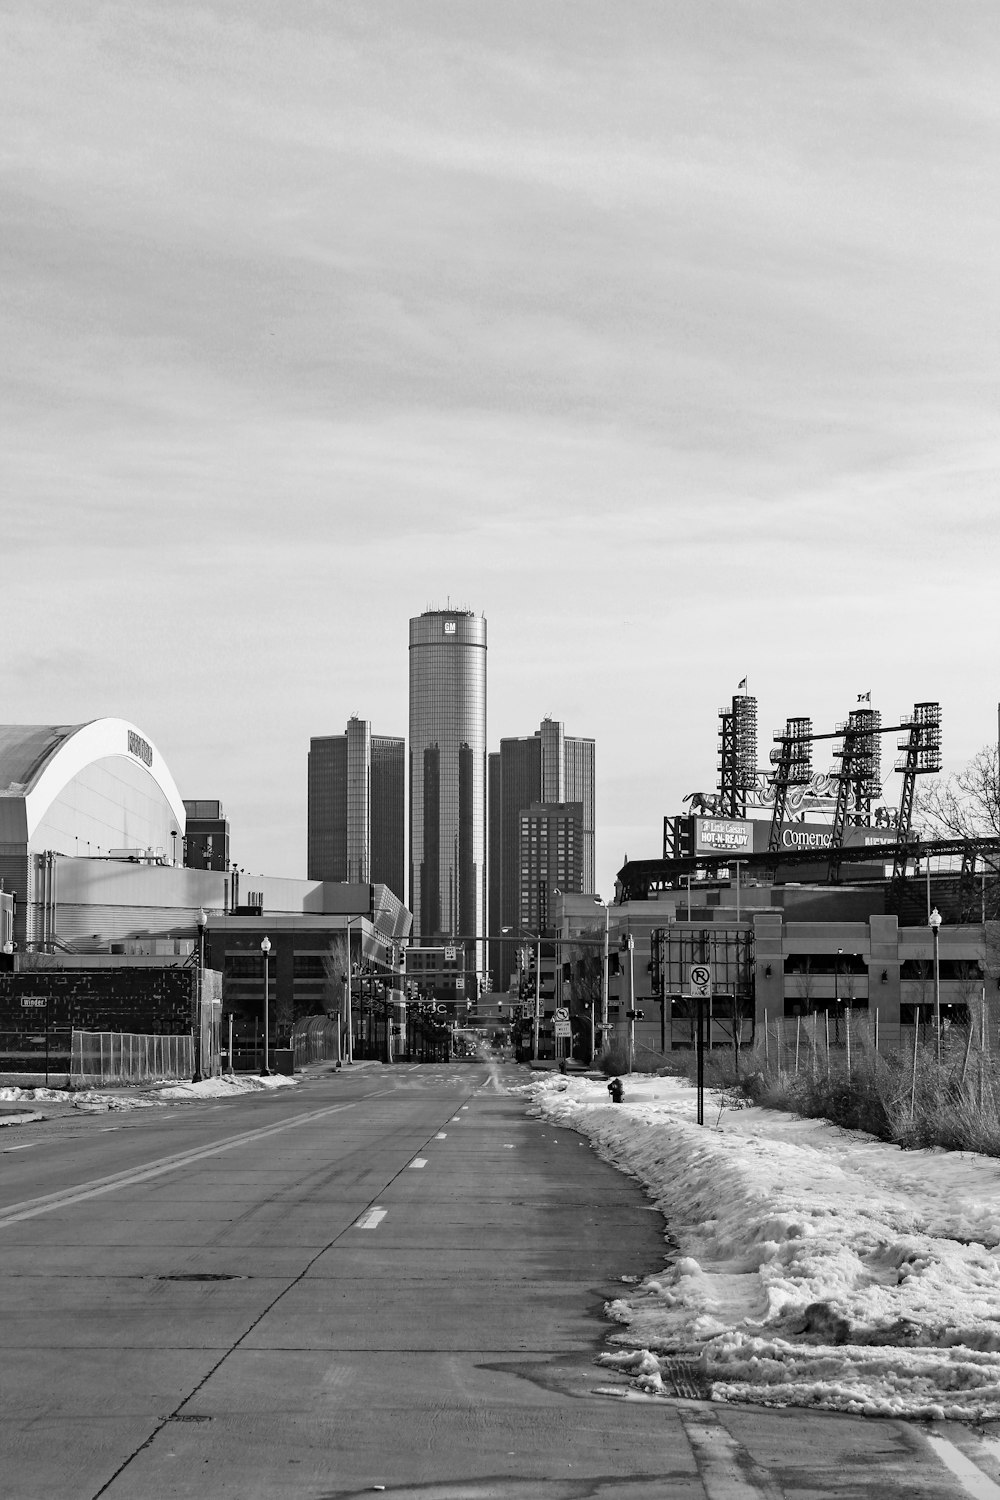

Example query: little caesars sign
[695,818,752,853]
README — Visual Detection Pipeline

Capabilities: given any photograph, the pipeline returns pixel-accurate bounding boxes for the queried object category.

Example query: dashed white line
[408,1159,427,1169]
[354,1207,387,1230]
[435,1133,447,1139]
[3,1142,40,1152]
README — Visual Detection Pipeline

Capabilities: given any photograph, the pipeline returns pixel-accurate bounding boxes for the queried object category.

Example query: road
[2,1061,999,1499]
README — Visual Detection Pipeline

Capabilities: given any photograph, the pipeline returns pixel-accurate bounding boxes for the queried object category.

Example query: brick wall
[0,966,197,1034]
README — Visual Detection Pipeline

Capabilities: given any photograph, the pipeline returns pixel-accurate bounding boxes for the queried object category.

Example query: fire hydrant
[607,1077,624,1104]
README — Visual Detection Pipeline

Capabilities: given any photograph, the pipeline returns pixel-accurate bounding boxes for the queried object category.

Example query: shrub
[597,1045,630,1077]
[749,1014,1000,1156]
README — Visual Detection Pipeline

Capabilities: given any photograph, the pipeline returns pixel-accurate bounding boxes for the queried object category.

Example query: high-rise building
[408,609,487,950]
[488,717,595,989]
[307,718,404,901]
[518,802,584,936]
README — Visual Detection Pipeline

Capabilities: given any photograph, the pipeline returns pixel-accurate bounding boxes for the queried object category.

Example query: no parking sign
[688,964,712,998]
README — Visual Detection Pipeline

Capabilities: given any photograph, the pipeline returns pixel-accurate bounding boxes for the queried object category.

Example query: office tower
[182,799,230,871]
[307,718,405,901]
[488,717,595,989]
[519,801,584,934]
[408,609,487,947]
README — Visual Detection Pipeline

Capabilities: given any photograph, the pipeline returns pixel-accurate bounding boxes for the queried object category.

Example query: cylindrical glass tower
[408,610,487,948]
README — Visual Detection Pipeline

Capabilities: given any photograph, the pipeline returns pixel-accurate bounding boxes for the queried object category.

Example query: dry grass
[738,1008,1000,1155]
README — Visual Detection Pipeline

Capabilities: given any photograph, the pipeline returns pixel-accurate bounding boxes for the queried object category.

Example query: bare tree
[322,935,349,1018]
[916,744,1000,847]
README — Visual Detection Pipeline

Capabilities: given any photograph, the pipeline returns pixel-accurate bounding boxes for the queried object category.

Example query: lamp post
[343,914,369,1065]
[624,930,636,1073]
[594,898,610,1060]
[193,907,207,1082]
[260,935,271,1076]
[929,907,942,1065]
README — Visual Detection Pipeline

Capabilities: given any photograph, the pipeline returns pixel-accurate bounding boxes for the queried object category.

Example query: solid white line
[0,1102,357,1229]
[408,1159,427,1169]
[926,1435,1000,1499]
[680,1410,782,1499]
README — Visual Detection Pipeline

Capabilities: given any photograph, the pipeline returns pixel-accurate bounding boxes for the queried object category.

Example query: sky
[534,1071,1000,1424]
[3,1,999,900]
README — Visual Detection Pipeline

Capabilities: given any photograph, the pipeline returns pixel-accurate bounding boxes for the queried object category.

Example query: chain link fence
[0,1027,72,1083]
[70,1030,194,1088]
[291,1016,342,1069]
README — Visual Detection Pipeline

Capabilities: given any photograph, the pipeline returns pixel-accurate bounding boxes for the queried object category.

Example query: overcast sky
[3,1,998,898]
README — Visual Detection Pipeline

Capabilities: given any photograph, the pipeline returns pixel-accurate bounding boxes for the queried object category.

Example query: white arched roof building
[0,719,186,859]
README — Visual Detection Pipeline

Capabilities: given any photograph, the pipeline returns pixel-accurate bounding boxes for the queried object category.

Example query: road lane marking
[0,1102,357,1229]
[679,1408,782,1499]
[450,1116,461,1122]
[435,1132,447,1139]
[926,1435,1000,1499]
[408,1159,427,1169]
[354,1207,387,1229]
[3,1142,40,1151]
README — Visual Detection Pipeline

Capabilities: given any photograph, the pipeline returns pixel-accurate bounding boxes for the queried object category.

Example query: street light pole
[260,935,271,1077]
[930,907,942,1065]
[533,933,541,1061]
[599,900,609,1053]
[193,908,207,1082]
[625,931,635,1073]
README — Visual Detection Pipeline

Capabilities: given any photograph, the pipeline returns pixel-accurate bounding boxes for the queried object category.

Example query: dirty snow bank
[531,1073,1000,1421]
[0,1073,298,1111]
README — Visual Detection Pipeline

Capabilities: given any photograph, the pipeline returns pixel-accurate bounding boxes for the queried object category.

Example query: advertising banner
[750,821,898,854]
[694,817,753,853]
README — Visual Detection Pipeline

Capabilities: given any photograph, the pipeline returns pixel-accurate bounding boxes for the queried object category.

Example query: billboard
[749,821,896,854]
[694,818,753,853]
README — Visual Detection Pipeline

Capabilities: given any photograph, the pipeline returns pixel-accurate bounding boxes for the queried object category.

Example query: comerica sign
[695,818,752,852]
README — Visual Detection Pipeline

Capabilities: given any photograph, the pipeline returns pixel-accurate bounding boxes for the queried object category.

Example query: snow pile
[0,1075,298,1108]
[531,1074,1000,1420]
[155,1073,297,1100]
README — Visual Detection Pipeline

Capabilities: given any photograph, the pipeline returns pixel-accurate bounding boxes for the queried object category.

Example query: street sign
[554,1019,572,1039]
[689,963,712,998]
[444,946,457,962]
[553,1007,569,1022]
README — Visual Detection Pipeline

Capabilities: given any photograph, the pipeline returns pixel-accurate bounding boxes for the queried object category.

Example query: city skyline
[4,5,998,904]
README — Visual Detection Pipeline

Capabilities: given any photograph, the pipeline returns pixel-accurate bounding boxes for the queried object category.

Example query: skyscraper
[307,718,405,901]
[488,717,595,989]
[408,609,487,949]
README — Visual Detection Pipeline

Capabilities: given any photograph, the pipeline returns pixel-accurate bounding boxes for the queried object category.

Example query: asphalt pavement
[0,1061,994,1499]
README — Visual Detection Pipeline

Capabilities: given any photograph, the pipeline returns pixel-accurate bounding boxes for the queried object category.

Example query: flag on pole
[857,691,871,703]
[737,677,747,691]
